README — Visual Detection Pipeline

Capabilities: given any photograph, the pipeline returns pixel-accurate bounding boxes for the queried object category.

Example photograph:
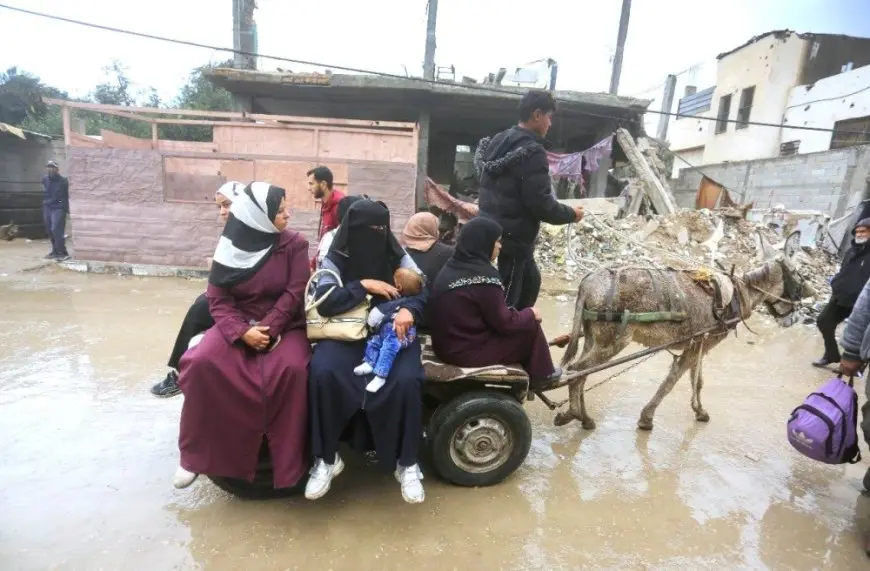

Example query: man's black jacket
[475,126,575,250]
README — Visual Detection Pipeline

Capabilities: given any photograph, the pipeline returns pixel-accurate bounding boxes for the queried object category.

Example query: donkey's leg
[555,377,592,428]
[637,349,694,431]
[689,355,711,422]
[554,334,596,428]
[687,342,707,421]
[555,333,630,430]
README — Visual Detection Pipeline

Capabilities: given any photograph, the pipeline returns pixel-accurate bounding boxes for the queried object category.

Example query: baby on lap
[354,268,424,392]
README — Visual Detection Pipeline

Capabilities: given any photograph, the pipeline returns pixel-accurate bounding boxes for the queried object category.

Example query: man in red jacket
[307,166,345,269]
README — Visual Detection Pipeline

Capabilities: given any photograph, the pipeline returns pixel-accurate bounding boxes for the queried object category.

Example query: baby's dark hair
[394,268,424,296]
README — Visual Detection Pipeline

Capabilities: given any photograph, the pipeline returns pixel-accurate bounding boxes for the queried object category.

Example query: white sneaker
[395,464,425,504]
[365,376,386,393]
[173,466,199,489]
[304,455,345,500]
[353,362,374,376]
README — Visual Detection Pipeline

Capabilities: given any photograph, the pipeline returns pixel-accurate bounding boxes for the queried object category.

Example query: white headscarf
[216,180,244,201]
[209,182,285,287]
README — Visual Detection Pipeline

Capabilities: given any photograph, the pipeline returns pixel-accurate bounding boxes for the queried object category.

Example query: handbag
[305,268,370,342]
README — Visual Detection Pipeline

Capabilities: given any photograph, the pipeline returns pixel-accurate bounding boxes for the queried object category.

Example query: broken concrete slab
[558,197,623,217]
[615,128,677,216]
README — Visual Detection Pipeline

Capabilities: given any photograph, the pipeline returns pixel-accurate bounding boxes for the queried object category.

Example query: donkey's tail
[560,291,588,367]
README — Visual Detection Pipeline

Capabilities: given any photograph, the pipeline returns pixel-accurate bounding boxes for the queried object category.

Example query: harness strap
[582,308,688,323]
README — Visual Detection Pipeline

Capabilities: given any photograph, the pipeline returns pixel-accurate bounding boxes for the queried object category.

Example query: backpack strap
[846,388,863,464]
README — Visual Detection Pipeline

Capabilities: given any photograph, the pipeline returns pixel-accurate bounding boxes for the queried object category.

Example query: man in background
[42,160,70,261]
[307,166,345,270]
[475,90,584,309]
[813,218,870,368]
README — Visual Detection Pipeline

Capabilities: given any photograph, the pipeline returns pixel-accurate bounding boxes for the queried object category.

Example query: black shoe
[532,367,563,391]
[151,371,181,398]
[44,252,58,260]
[56,255,70,262]
[812,357,837,368]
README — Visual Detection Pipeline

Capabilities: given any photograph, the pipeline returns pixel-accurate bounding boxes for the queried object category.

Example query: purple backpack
[787,377,862,465]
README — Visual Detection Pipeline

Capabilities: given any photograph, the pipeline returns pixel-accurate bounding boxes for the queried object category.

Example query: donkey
[556,230,812,431]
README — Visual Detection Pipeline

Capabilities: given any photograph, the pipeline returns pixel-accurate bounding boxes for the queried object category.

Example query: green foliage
[1,59,235,141]
[160,60,235,142]
[0,67,49,125]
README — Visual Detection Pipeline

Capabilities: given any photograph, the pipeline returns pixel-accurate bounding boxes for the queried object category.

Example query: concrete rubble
[535,207,840,313]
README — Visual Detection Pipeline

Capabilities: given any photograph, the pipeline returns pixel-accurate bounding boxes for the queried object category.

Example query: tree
[0,67,48,125]
[160,60,235,142]
[0,67,69,135]
[2,59,236,141]
[82,61,151,138]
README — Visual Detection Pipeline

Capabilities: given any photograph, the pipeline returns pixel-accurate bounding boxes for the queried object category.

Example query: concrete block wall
[674,145,870,218]
[0,137,66,238]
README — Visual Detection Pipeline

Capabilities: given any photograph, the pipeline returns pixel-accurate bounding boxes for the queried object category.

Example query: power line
[785,84,870,109]
[2,3,868,138]
[0,3,635,126]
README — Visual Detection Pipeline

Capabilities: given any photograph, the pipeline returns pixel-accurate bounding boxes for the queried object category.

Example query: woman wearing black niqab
[306,199,429,504]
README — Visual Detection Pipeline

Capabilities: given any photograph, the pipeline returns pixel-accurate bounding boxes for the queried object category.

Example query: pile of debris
[535,208,839,304]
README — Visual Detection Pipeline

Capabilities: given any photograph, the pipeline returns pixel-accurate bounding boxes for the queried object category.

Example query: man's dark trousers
[498,240,541,310]
[43,206,68,257]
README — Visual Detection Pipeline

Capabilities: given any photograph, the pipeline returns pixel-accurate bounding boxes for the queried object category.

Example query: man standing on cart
[475,90,584,310]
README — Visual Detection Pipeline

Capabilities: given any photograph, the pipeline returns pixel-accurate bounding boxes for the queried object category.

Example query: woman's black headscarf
[337,195,364,224]
[432,217,503,297]
[209,182,286,288]
[328,199,406,282]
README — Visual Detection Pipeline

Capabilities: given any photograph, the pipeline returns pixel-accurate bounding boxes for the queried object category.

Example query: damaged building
[205,69,650,202]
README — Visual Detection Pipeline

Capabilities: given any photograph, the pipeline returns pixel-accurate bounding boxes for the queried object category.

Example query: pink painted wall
[67,121,417,267]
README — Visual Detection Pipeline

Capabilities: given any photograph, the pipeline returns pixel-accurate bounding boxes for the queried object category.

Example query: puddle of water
[0,270,868,570]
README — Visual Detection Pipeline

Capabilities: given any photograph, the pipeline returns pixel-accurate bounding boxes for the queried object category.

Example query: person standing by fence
[42,160,69,261]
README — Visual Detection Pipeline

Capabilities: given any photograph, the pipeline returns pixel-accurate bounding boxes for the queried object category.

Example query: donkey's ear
[756,230,776,261]
[784,230,801,259]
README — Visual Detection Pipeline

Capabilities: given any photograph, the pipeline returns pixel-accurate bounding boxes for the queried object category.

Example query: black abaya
[309,253,427,469]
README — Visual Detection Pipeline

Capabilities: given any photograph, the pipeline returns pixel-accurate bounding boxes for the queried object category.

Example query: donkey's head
[746,230,814,319]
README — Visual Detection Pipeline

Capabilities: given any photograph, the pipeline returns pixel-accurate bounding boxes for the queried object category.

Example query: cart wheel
[207,441,308,500]
[427,391,531,487]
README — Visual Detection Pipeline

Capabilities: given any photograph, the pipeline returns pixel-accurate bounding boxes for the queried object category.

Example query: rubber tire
[207,445,309,500]
[427,391,532,487]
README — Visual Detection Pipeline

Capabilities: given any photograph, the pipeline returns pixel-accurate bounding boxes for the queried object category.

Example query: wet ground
[2,240,870,570]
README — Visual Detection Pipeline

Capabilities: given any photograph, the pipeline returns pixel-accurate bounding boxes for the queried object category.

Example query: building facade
[664,31,870,176]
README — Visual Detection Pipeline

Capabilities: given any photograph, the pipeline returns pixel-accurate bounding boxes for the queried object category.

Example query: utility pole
[418,0,438,208]
[423,0,439,79]
[656,74,677,140]
[608,0,632,95]
[233,0,257,70]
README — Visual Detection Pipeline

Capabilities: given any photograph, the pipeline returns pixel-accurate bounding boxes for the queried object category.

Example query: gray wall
[674,145,870,218]
[0,136,65,238]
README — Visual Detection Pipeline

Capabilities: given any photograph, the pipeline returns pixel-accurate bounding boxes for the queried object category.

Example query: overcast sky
[1,0,869,102]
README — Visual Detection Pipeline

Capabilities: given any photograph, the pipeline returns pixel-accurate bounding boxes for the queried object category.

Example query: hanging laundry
[546,150,584,181]
[545,134,614,182]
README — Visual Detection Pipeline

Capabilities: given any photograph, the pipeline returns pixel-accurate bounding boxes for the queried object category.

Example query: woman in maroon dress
[173,182,311,490]
[429,217,560,389]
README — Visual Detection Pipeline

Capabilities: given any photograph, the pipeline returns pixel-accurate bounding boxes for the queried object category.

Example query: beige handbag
[305,268,370,342]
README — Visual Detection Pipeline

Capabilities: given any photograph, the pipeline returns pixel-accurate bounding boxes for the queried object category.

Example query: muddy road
[1,241,869,570]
